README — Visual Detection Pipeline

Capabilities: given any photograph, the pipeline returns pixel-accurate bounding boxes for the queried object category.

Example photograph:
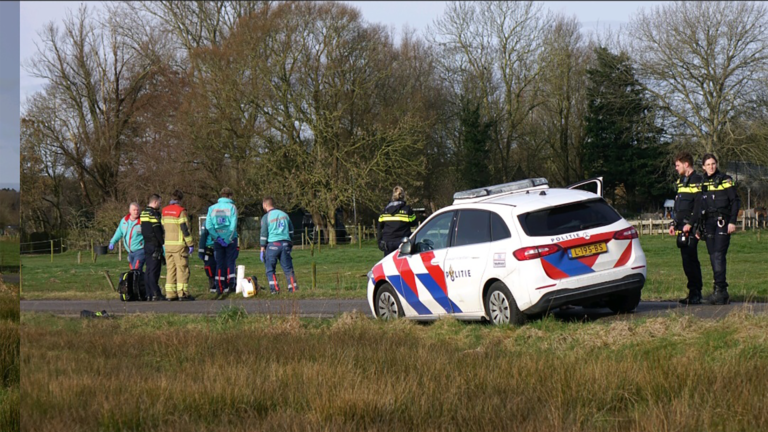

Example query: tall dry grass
[0,288,20,431]
[20,309,768,432]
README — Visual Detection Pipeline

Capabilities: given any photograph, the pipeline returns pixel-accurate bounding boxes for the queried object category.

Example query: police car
[367,178,646,325]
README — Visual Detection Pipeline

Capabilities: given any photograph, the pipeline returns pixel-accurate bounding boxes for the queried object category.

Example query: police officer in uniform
[140,194,166,301]
[377,186,417,256]
[668,152,704,304]
[685,153,740,305]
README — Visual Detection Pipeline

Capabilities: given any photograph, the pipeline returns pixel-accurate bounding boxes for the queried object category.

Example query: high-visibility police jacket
[140,206,164,250]
[110,214,144,253]
[205,198,238,243]
[672,171,703,227]
[377,200,417,244]
[162,202,194,253]
[690,170,741,226]
[260,209,293,246]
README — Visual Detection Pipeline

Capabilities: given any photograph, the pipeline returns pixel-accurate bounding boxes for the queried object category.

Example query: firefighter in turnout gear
[260,196,298,293]
[668,152,704,305]
[685,153,741,305]
[198,226,217,293]
[377,186,417,256]
[161,190,195,301]
[141,194,166,301]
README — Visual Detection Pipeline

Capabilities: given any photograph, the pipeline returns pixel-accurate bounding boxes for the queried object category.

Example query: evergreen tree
[583,46,667,214]
[457,99,493,189]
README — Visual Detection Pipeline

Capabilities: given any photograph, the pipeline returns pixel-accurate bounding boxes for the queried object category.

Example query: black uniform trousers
[383,241,401,257]
[703,218,731,290]
[144,244,164,298]
[680,235,703,292]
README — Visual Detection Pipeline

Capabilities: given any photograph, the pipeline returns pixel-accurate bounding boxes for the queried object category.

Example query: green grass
[19,231,768,301]
[1,237,19,270]
[20,240,384,300]
[640,230,768,302]
[19,311,768,432]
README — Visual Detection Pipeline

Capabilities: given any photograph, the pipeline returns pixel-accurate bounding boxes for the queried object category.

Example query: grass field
[0,283,20,431]
[18,230,768,302]
[1,237,20,271]
[19,309,768,432]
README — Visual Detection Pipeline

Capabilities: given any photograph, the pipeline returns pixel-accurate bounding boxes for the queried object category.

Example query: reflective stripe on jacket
[205,198,238,243]
[162,203,194,252]
[260,209,293,246]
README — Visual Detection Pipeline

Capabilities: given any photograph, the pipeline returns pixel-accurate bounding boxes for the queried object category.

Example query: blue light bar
[453,178,549,200]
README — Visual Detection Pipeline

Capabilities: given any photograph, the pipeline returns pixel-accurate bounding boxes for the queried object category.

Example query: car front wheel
[375,283,404,321]
[484,281,526,326]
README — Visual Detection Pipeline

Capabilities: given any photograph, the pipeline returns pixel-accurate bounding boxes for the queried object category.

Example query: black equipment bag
[117,269,147,301]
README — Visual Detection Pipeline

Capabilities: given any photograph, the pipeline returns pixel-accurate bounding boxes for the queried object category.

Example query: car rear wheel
[607,289,642,314]
[375,283,404,321]
[484,281,526,326]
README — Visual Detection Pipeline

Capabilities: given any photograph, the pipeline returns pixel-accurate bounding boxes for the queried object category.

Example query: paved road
[20,298,768,321]
[1,274,19,284]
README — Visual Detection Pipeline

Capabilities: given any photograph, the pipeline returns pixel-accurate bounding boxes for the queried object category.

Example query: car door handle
[431,259,440,265]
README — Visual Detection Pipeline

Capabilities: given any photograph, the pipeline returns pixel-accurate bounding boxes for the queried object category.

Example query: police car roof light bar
[453,178,549,201]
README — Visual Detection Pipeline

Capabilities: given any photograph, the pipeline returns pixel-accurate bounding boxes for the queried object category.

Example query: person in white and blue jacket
[205,187,239,294]
[109,202,145,271]
[260,196,298,293]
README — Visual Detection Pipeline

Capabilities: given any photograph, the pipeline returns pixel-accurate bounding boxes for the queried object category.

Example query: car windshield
[517,198,621,237]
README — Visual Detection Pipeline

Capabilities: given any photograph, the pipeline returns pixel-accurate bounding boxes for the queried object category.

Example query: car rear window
[517,198,622,237]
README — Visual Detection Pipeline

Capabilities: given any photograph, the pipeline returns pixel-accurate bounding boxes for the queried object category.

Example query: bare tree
[628,1,768,161]
[23,4,163,204]
[428,1,552,182]
[534,14,591,186]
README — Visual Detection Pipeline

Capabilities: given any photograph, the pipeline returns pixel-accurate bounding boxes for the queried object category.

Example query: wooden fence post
[77,251,82,264]
[311,261,317,290]
[118,241,122,261]
[50,240,54,263]
[358,224,362,249]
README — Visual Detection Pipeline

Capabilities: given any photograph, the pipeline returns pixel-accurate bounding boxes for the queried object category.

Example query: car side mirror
[398,237,413,255]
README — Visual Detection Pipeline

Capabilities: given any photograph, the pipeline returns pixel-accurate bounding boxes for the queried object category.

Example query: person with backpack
[260,196,298,293]
[109,202,145,271]
[205,187,239,294]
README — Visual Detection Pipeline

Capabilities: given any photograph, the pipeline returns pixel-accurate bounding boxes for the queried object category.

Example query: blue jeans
[128,249,146,272]
[265,241,298,293]
[213,238,239,293]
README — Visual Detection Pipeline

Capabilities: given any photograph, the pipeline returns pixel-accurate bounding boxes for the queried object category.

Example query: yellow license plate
[568,242,608,259]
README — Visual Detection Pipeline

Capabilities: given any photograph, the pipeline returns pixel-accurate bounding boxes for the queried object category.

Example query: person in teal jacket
[197,226,217,293]
[260,196,298,293]
[205,187,239,294]
[109,202,145,271]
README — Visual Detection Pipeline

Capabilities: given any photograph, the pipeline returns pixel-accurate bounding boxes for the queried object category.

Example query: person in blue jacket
[197,226,217,293]
[205,187,239,294]
[260,196,298,293]
[108,202,145,271]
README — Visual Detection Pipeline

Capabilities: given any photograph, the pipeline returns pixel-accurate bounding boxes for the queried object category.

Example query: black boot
[208,277,217,293]
[705,287,730,305]
[678,290,702,305]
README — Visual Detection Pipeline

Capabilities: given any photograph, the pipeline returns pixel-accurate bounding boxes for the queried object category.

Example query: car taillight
[614,227,638,240]
[513,244,562,261]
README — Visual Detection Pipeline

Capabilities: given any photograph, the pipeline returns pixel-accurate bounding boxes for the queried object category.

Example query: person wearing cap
[377,186,417,256]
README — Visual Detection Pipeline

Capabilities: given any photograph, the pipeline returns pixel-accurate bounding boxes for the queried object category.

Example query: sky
[13,0,667,191]
[1,2,19,190]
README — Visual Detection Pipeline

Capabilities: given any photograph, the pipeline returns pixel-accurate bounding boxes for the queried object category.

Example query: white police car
[367,178,647,325]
